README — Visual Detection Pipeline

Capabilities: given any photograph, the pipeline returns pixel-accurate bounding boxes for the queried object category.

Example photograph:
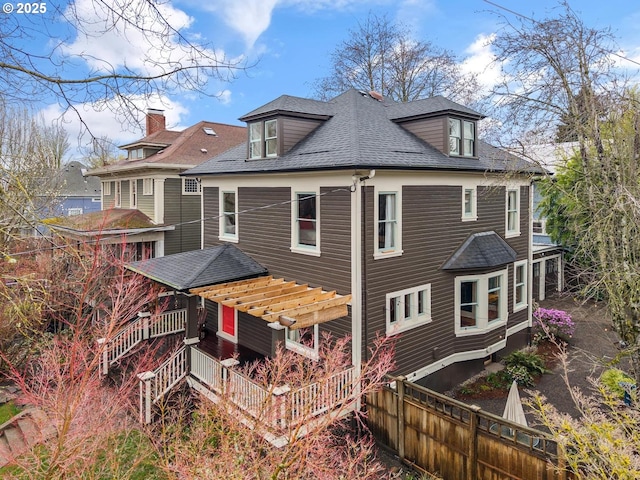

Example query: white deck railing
[138,345,187,424]
[187,346,357,431]
[98,309,187,375]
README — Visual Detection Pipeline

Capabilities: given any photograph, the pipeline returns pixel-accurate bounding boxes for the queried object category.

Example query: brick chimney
[146,109,166,136]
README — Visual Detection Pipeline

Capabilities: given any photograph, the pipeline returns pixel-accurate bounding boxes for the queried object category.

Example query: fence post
[137,371,156,424]
[97,338,108,376]
[468,404,481,480]
[139,311,151,340]
[396,376,406,461]
[220,358,240,395]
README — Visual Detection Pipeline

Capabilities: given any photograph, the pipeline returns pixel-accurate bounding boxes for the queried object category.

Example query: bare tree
[489,1,640,383]
[0,103,70,249]
[0,0,247,136]
[82,135,124,168]
[313,13,478,104]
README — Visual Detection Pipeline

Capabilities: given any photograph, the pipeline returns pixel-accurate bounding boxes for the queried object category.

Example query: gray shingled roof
[385,95,484,120]
[441,231,517,270]
[126,244,267,291]
[58,161,101,197]
[185,89,539,177]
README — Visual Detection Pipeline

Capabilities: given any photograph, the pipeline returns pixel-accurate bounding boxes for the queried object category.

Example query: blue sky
[29,0,640,159]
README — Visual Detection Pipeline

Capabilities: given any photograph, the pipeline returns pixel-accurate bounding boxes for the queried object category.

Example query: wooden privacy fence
[367,377,574,480]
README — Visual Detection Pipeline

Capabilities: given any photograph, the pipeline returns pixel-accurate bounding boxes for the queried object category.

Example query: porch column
[268,322,286,356]
[185,294,200,340]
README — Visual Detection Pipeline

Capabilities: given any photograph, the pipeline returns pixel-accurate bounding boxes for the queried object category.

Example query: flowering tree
[154,334,397,479]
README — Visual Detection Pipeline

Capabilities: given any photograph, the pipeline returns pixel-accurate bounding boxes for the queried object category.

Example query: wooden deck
[197,329,264,366]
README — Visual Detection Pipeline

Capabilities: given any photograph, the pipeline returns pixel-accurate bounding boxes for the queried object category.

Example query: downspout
[357,170,375,363]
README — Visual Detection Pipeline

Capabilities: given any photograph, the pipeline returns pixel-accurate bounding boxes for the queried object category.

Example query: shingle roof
[47,208,157,231]
[126,244,268,291]
[91,121,246,175]
[441,231,517,270]
[57,161,101,197]
[185,89,540,177]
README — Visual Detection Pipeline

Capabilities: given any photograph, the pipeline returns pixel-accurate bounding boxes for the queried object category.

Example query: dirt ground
[451,293,627,423]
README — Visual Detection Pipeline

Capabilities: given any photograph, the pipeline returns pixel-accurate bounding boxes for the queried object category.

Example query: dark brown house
[153,89,540,392]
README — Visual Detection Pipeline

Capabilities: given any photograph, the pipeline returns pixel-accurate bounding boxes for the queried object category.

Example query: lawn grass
[0,402,21,425]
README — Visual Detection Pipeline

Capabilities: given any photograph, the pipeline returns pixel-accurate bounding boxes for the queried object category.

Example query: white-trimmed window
[462,187,477,221]
[249,123,261,159]
[115,181,121,207]
[143,178,153,195]
[130,179,138,208]
[219,190,238,241]
[292,192,319,255]
[102,181,111,196]
[455,269,508,335]
[265,119,277,157]
[506,188,520,236]
[376,191,401,257]
[285,325,319,360]
[182,177,201,195]
[449,118,476,156]
[67,207,83,216]
[386,284,432,336]
[513,260,528,312]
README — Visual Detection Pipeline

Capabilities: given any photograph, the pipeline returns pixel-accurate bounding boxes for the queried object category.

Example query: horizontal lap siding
[281,117,323,154]
[137,180,154,219]
[364,184,530,376]
[203,185,352,339]
[163,178,201,255]
[401,118,446,153]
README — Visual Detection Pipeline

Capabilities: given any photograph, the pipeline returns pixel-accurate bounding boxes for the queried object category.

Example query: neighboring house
[48,110,246,259]
[524,143,575,303]
[54,161,102,217]
[127,88,543,401]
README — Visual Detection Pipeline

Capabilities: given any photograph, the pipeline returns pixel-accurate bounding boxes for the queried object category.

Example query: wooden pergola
[191,276,351,329]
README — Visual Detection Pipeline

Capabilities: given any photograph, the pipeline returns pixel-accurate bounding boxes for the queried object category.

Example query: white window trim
[264,119,277,158]
[114,181,121,208]
[130,179,138,208]
[249,122,262,159]
[374,189,403,259]
[102,181,111,196]
[143,178,153,196]
[182,177,201,195]
[285,325,319,360]
[505,187,521,238]
[290,190,320,257]
[513,260,528,313]
[455,269,509,336]
[219,188,239,243]
[385,284,432,336]
[461,186,477,221]
[67,207,83,216]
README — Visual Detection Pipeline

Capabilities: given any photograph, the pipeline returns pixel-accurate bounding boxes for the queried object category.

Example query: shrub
[532,307,575,344]
[503,349,548,386]
[506,364,533,387]
[600,368,636,400]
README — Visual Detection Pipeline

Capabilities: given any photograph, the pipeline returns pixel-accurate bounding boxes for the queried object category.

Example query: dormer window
[129,148,144,160]
[448,118,476,157]
[248,119,278,159]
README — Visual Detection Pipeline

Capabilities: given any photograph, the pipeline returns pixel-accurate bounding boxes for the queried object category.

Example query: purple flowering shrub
[532,307,575,344]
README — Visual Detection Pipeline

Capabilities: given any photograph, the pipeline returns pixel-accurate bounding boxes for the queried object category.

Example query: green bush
[600,368,635,399]
[503,349,548,386]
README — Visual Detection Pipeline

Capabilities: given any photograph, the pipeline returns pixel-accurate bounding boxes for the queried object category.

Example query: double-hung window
[102,181,111,196]
[219,190,238,241]
[249,123,262,159]
[462,187,477,221]
[115,181,121,207]
[377,191,401,257]
[143,178,153,195]
[130,180,138,208]
[386,284,432,336]
[506,188,520,237]
[291,191,319,255]
[455,269,508,335]
[265,120,277,157]
[285,325,319,360]
[449,118,476,157]
[248,119,278,159]
[513,260,528,312]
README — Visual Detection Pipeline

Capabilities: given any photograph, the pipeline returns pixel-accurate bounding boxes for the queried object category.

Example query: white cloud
[216,90,233,105]
[461,33,502,92]
[40,96,189,161]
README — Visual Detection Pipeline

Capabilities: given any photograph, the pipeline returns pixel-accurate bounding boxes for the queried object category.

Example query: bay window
[455,269,508,335]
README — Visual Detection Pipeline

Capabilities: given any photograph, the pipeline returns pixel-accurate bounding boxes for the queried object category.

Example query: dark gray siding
[281,117,323,154]
[238,312,274,356]
[363,184,530,377]
[163,178,201,255]
[400,117,446,153]
[202,184,353,343]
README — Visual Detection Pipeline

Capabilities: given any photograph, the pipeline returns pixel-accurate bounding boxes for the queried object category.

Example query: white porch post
[272,385,291,429]
[220,358,240,394]
[97,338,108,376]
[137,371,156,424]
[139,311,151,340]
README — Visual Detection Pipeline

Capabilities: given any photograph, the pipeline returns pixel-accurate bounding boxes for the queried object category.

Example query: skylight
[203,127,217,136]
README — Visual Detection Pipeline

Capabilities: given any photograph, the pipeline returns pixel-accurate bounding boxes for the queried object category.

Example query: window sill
[513,303,528,313]
[505,230,521,238]
[290,246,321,257]
[218,235,239,243]
[455,318,507,337]
[374,249,403,260]
[386,317,432,337]
[461,216,477,222]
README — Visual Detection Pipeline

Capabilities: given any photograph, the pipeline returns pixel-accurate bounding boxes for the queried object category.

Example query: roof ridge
[183,244,228,286]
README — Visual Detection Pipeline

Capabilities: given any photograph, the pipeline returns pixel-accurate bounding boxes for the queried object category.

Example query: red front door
[221,305,236,340]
